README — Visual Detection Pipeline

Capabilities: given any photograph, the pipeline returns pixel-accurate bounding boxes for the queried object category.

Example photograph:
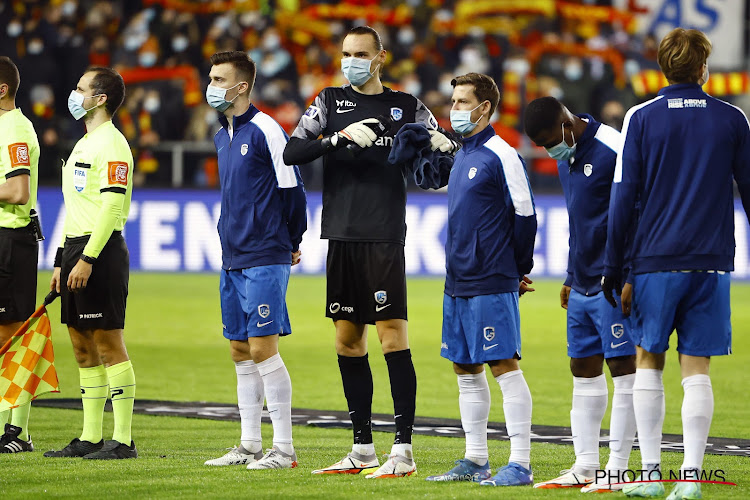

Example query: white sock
[571,374,608,474]
[235,360,264,454]
[391,442,413,462]
[496,370,532,470]
[606,373,636,471]
[632,368,664,469]
[680,374,713,472]
[352,443,376,457]
[458,372,491,465]
[257,354,294,455]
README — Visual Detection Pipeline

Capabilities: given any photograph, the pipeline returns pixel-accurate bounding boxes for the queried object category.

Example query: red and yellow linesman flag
[0,291,60,411]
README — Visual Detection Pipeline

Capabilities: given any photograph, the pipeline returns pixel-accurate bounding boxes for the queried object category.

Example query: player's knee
[606,355,636,377]
[570,355,604,377]
[335,337,367,356]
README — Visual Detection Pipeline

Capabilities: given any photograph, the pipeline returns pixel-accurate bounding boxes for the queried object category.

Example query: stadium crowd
[0,0,708,188]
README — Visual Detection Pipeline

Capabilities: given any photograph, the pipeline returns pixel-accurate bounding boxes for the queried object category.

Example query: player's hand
[67,259,93,292]
[601,275,621,308]
[338,118,379,149]
[560,284,571,309]
[428,130,456,153]
[621,282,633,317]
[519,276,535,297]
[291,250,302,266]
[50,267,61,294]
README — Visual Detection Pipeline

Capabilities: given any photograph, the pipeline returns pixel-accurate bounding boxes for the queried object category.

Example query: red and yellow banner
[631,70,750,97]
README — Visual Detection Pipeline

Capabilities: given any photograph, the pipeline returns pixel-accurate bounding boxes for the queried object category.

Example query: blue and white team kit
[440,126,537,364]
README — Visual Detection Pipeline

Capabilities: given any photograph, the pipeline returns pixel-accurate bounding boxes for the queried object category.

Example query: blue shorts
[220,265,292,341]
[631,271,731,356]
[441,292,521,364]
[567,290,636,359]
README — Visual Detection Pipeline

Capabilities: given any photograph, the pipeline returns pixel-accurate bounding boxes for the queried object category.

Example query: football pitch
[2,273,749,499]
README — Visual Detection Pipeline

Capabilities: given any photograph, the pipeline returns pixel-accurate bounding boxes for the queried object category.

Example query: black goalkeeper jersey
[287,85,438,244]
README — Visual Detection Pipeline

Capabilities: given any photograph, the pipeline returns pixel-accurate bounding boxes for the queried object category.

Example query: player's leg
[0,323,21,433]
[0,322,35,453]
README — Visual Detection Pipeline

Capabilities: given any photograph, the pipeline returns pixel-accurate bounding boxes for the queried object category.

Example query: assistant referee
[284,25,457,478]
[0,56,40,454]
[45,66,137,460]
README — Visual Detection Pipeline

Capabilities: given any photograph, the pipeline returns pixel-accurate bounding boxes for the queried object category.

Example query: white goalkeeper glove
[337,118,380,149]
[428,129,458,153]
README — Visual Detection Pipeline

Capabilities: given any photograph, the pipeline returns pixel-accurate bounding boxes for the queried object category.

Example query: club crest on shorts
[258,304,270,318]
[374,290,387,305]
[390,107,403,121]
[584,163,593,177]
[611,323,624,338]
[241,144,249,156]
[483,326,495,342]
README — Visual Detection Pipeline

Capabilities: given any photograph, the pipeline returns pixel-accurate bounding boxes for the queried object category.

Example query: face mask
[564,62,583,81]
[450,101,486,136]
[139,52,157,68]
[28,40,44,55]
[143,96,160,113]
[205,82,243,112]
[546,122,577,161]
[171,35,189,53]
[341,55,379,87]
[7,22,22,38]
[67,90,101,120]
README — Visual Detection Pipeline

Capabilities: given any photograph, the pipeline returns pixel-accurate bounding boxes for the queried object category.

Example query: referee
[45,67,137,460]
[284,25,457,478]
[0,56,40,454]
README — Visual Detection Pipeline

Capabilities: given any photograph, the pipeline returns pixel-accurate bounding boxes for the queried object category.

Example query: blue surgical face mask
[545,122,577,161]
[450,101,486,136]
[205,82,244,112]
[341,55,379,87]
[67,90,102,120]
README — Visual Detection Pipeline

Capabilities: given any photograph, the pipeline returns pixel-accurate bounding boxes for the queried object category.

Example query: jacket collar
[218,103,259,132]
[569,113,598,163]
[460,125,495,152]
[658,82,705,96]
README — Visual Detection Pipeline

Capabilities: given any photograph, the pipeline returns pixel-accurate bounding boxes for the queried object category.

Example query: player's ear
[97,93,108,108]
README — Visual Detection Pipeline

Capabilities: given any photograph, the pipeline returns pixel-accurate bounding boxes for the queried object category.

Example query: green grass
[3,273,748,498]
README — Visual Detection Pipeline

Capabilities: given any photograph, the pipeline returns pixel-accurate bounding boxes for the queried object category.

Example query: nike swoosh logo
[483,344,498,351]
[375,304,391,312]
[611,341,628,348]
[336,108,355,114]
[257,320,274,327]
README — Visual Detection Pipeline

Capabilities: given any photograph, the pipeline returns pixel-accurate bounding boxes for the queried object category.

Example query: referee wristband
[80,254,97,265]
[53,247,63,268]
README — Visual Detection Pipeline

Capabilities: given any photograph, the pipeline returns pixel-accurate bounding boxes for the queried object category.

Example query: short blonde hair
[657,28,712,84]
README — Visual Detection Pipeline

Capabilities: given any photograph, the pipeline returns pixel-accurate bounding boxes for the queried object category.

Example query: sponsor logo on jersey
[468,167,477,179]
[611,323,624,338]
[584,163,593,177]
[8,143,30,167]
[241,144,248,156]
[668,98,707,109]
[336,99,357,113]
[304,105,320,119]
[258,304,270,318]
[375,136,393,147]
[483,326,495,341]
[390,107,403,121]
[108,161,129,186]
[74,167,87,192]
[374,290,387,304]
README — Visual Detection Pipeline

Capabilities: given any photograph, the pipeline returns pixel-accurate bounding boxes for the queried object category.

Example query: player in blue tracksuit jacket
[524,97,636,492]
[205,51,306,470]
[425,73,536,488]
[602,29,750,499]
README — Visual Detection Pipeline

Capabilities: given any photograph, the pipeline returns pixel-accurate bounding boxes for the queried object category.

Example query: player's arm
[732,108,750,222]
[0,142,31,204]
[602,107,642,305]
[560,216,574,308]
[502,153,537,279]
[415,98,461,154]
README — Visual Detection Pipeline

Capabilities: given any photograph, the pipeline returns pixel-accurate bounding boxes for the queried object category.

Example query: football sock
[496,369,532,470]
[457,372,491,465]
[385,349,417,445]
[632,368,664,470]
[391,442,413,462]
[352,443,376,457]
[338,354,373,445]
[680,374,713,472]
[79,365,108,443]
[236,360,264,454]
[571,374,608,474]
[606,373,636,471]
[258,354,293,455]
[9,402,31,441]
[107,360,136,445]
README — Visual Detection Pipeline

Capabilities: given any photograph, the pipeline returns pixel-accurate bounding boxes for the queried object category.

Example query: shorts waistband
[65,230,122,245]
[0,224,34,238]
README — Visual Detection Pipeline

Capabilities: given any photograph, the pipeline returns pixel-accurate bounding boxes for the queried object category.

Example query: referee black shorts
[61,231,129,331]
[325,240,407,325]
[0,226,38,323]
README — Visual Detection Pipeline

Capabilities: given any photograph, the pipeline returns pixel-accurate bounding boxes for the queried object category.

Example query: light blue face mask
[67,90,102,120]
[450,101,486,136]
[341,55,380,87]
[205,82,244,112]
[545,122,577,161]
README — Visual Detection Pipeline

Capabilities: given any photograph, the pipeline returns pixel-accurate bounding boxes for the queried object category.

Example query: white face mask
[68,90,102,120]
[341,55,380,87]
[205,82,244,112]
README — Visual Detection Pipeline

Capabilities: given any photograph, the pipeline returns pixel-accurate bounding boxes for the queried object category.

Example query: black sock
[385,349,417,445]
[337,354,373,445]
